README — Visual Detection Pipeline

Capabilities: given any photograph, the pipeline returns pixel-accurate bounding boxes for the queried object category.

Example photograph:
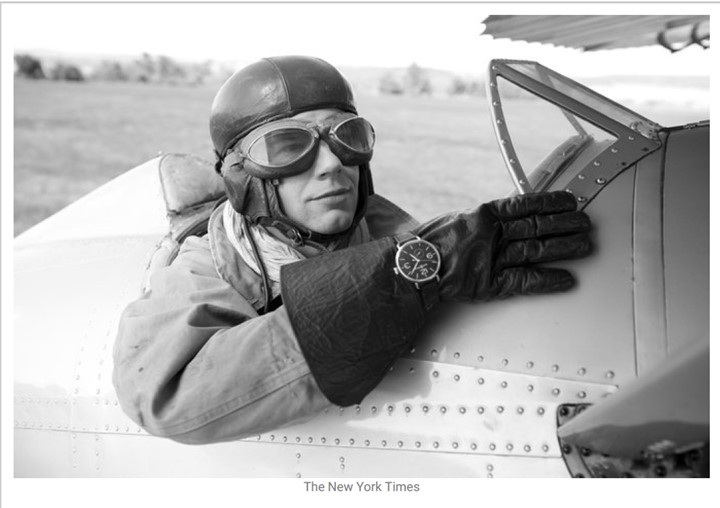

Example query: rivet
[517,407,524,414]
[409,367,415,374]
[471,443,478,450]
[497,406,504,413]
[593,161,601,167]
[487,464,494,471]
[490,82,496,88]
[578,367,587,375]
[606,371,615,379]
[296,453,301,459]
[335,438,340,445]
[509,158,516,164]
[409,347,416,354]
[382,440,387,447]
[654,465,667,477]
[388,405,394,413]
[422,405,429,413]
[527,384,534,392]
[577,196,587,203]
[537,407,545,415]
[296,473,302,478]
[552,388,561,396]
[432,371,439,378]
[578,174,585,180]
[477,355,484,362]
[628,135,635,141]
[502,359,509,366]
[404,406,411,413]
[562,444,573,454]
[497,119,503,125]
[371,406,377,413]
[397,441,404,448]
[454,374,460,382]
[542,444,550,452]
[501,139,508,145]
[581,447,592,457]
[356,405,361,412]
[440,406,447,413]
[282,436,288,442]
[552,364,560,372]
[453,352,460,359]
[559,406,570,417]
[452,442,459,449]
[321,437,327,443]
[500,381,508,388]
[340,464,345,470]
[493,101,499,106]
[349,439,355,445]
[433,442,439,449]
[611,147,618,153]
[459,407,466,414]
[477,406,485,414]
[596,178,606,185]
[526,361,534,369]
[524,445,532,452]
[491,65,498,71]
[478,377,485,385]
[489,443,496,451]
[269,434,275,441]
[296,436,301,443]
[487,473,494,478]
[431,349,438,356]
[365,440,370,446]
[507,444,514,451]
[415,441,421,448]
[578,391,587,399]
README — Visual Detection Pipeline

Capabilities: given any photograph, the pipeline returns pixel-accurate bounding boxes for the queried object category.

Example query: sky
[2,2,713,78]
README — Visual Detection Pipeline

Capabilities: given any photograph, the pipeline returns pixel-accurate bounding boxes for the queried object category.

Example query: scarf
[222,201,370,299]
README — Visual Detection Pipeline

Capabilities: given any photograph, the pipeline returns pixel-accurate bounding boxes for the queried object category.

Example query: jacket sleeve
[281,236,427,407]
[112,236,331,444]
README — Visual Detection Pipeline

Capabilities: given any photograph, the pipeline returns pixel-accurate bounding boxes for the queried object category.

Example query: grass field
[13,78,707,236]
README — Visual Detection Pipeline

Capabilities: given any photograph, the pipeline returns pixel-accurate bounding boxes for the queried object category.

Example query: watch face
[395,239,441,283]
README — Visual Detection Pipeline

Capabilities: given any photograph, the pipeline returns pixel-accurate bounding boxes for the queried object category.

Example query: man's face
[275,109,360,235]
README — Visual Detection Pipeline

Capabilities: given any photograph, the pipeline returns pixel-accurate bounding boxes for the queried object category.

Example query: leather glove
[414,191,591,302]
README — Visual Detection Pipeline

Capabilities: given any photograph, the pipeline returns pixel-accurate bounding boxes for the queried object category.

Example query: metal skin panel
[661,125,709,356]
[409,165,638,388]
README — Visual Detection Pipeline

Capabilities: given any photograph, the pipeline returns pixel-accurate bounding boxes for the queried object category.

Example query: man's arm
[112,237,330,444]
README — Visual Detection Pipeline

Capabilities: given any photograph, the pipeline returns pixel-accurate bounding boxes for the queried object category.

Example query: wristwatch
[393,231,441,310]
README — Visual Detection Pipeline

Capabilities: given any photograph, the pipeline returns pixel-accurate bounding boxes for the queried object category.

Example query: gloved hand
[414,191,592,302]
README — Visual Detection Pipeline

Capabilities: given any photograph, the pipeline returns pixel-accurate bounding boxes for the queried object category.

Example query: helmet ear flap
[222,163,272,223]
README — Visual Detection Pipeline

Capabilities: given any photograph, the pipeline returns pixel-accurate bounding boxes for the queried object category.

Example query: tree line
[15,53,485,96]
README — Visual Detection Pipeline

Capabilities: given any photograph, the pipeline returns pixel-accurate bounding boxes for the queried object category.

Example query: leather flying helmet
[209,55,374,244]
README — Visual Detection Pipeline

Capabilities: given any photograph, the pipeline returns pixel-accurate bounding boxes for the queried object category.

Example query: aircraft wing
[480,15,710,52]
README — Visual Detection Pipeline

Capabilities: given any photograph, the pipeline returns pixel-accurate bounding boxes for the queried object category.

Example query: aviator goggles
[223,113,375,179]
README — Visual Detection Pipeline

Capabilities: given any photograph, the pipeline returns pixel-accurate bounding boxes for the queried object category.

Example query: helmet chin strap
[262,178,359,251]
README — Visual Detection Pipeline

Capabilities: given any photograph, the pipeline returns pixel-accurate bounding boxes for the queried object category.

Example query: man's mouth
[311,188,351,201]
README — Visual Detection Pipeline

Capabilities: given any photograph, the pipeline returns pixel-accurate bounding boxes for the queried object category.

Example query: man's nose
[312,140,343,177]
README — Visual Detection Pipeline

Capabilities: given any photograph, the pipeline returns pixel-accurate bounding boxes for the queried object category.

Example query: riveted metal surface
[409,167,637,387]
[253,357,616,470]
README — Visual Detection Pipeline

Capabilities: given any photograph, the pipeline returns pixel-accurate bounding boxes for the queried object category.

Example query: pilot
[112,55,592,444]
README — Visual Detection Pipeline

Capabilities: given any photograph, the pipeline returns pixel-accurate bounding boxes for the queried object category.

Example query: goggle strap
[222,151,247,174]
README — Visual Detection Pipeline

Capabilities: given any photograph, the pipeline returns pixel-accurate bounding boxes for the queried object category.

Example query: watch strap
[394,232,440,311]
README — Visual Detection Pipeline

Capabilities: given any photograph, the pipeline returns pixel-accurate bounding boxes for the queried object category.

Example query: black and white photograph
[1,1,714,506]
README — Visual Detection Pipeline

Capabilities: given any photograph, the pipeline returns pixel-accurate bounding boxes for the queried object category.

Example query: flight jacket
[112,194,421,444]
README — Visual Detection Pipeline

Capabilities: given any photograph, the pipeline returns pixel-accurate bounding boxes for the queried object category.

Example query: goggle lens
[334,117,375,153]
[247,129,315,167]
